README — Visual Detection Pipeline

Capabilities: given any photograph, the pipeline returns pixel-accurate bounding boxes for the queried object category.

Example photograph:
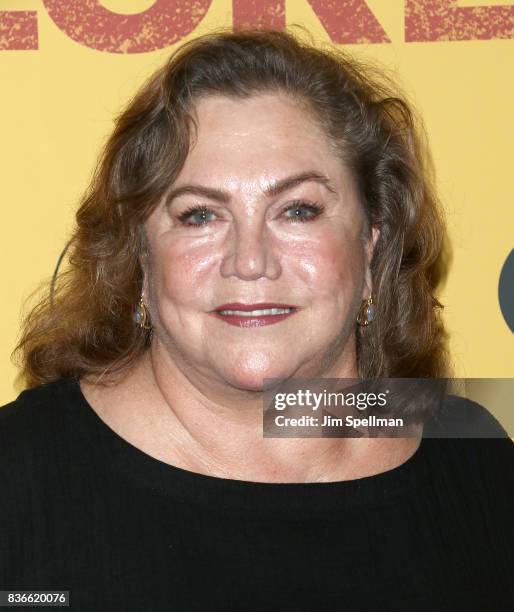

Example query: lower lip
[209,309,298,328]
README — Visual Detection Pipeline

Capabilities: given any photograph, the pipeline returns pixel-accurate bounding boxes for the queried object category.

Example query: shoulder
[421,395,513,493]
[424,393,510,438]
[420,436,514,514]
[421,395,513,492]
[0,378,80,460]
[0,378,78,423]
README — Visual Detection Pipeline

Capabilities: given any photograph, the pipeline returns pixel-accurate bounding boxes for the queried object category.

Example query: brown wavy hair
[13,27,451,389]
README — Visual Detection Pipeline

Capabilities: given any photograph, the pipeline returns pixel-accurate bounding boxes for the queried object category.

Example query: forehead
[181,93,347,189]
[190,92,324,139]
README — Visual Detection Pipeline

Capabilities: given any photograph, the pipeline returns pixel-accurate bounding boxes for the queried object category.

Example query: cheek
[151,237,218,306]
[283,230,365,298]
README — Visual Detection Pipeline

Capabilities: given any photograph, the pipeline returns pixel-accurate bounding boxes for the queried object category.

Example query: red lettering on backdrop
[233,0,389,43]
[41,0,212,53]
[307,0,390,43]
[0,11,38,50]
[233,0,285,30]
[3,1,512,51]
[406,0,514,42]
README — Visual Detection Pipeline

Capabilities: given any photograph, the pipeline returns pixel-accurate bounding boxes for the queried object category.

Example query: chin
[218,353,294,392]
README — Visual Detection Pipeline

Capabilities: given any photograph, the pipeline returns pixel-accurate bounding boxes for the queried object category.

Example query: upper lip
[213,302,297,312]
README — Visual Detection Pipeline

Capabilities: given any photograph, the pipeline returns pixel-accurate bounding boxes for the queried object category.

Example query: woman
[1,29,512,611]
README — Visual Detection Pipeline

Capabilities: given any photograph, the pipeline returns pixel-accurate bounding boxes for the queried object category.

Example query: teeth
[218,308,293,316]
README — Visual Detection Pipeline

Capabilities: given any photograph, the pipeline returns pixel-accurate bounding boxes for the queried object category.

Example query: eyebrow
[164,171,337,207]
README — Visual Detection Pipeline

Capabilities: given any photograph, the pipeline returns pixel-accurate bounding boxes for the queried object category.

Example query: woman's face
[142,93,378,391]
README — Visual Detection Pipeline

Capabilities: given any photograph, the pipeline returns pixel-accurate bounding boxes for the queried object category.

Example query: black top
[0,377,512,611]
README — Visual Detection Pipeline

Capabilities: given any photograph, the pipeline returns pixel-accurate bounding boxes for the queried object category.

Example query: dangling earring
[357,296,375,326]
[134,294,152,330]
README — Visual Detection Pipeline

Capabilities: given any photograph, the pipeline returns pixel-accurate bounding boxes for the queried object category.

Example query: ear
[362,226,380,299]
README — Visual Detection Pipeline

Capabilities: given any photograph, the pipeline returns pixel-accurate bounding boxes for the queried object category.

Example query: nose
[219,220,281,281]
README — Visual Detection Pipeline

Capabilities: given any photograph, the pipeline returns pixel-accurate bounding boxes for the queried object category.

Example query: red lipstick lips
[209,302,298,328]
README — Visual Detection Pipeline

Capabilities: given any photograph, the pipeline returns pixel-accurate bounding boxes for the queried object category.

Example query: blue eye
[177,201,324,227]
[283,201,324,222]
[178,206,216,227]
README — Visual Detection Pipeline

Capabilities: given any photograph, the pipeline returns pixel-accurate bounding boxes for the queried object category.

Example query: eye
[177,205,217,227]
[282,201,324,223]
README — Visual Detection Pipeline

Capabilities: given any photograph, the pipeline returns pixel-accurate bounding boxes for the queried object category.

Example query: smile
[218,308,293,316]
[209,307,298,327]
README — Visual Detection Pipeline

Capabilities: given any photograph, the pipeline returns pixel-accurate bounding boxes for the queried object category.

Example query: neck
[116,345,421,483]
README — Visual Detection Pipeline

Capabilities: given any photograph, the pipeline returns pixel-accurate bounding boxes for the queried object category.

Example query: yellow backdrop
[1,0,513,404]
